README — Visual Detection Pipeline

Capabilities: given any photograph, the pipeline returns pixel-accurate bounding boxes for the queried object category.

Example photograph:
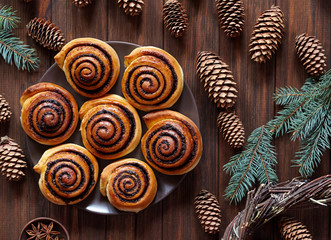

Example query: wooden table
[0,0,330,239]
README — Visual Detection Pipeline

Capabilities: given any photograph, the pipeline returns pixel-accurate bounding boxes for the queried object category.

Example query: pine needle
[0,30,39,71]
[0,5,20,31]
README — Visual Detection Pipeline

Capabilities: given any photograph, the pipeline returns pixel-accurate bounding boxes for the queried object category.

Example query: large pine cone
[215,0,245,37]
[163,0,188,38]
[295,33,327,76]
[196,51,238,109]
[279,217,312,240]
[194,189,221,234]
[249,5,285,63]
[217,111,245,148]
[118,0,144,16]
[73,0,93,8]
[0,136,27,181]
[0,94,12,124]
[26,17,65,51]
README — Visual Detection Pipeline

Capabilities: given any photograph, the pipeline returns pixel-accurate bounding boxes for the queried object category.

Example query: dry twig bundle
[222,175,331,239]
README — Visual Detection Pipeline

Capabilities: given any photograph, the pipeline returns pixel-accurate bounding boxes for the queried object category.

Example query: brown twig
[222,175,331,239]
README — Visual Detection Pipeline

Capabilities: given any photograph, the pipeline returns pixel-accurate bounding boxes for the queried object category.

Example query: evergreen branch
[290,100,327,141]
[0,5,20,31]
[224,70,331,205]
[274,86,304,106]
[224,126,277,204]
[292,112,331,177]
[0,30,39,71]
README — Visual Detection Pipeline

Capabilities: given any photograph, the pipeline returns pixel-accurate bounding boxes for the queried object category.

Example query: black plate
[26,41,200,215]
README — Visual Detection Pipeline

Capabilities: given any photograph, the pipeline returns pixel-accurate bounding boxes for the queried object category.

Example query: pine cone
[194,190,221,234]
[279,217,312,240]
[249,5,285,63]
[215,0,245,38]
[0,136,27,181]
[196,51,238,109]
[26,17,65,51]
[73,0,93,7]
[217,111,245,148]
[118,0,144,16]
[295,33,327,76]
[0,94,12,124]
[163,0,188,38]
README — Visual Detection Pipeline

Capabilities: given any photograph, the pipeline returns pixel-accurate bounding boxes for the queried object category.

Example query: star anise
[41,222,60,240]
[26,223,47,240]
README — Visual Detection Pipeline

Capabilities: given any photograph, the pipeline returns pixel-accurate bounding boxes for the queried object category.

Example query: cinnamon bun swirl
[79,94,142,160]
[141,110,203,175]
[54,38,120,98]
[33,144,99,205]
[100,158,157,212]
[20,83,79,145]
[121,46,184,111]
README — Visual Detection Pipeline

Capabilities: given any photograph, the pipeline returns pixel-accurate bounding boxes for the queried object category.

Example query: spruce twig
[0,30,39,71]
[0,5,20,31]
[224,125,278,204]
[224,70,331,204]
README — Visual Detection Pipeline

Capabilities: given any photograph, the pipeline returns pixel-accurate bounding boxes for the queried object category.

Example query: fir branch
[0,30,39,71]
[0,5,20,31]
[224,70,331,205]
[293,111,331,177]
[224,126,277,204]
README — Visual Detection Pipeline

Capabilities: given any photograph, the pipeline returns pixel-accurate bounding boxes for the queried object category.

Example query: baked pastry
[33,143,99,205]
[79,94,142,160]
[121,46,184,111]
[20,82,79,145]
[141,110,203,175]
[100,158,157,212]
[54,38,120,98]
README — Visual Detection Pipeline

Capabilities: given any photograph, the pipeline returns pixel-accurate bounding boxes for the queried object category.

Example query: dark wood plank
[162,0,220,239]
[0,0,329,239]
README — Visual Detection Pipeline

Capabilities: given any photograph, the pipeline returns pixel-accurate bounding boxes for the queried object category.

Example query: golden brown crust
[54,38,120,98]
[141,110,203,175]
[80,94,142,160]
[33,143,99,205]
[121,46,184,111]
[20,82,79,145]
[100,158,157,212]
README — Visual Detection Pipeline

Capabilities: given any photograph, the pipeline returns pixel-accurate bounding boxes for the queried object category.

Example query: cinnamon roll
[80,94,142,160]
[121,46,184,111]
[20,83,79,145]
[54,38,120,98]
[100,158,157,212]
[33,144,99,205]
[141,110,203,175]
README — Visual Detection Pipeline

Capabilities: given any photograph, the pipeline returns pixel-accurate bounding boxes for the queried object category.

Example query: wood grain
[0,0,329,239]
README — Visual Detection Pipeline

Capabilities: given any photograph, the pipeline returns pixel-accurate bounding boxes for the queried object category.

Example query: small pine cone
[194,190,221,234]
[196,51,238,109]
[215,0,245,37]
[279,217,312,240]
[217,112,245,148]
[295,33,327,76]
[163,0,188,38]
[0,136,27,181]
[0,95,12,124]
[249,5,285,63]
[26,17,65,51]
[118,0,144,16]
[73,0,93,7]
